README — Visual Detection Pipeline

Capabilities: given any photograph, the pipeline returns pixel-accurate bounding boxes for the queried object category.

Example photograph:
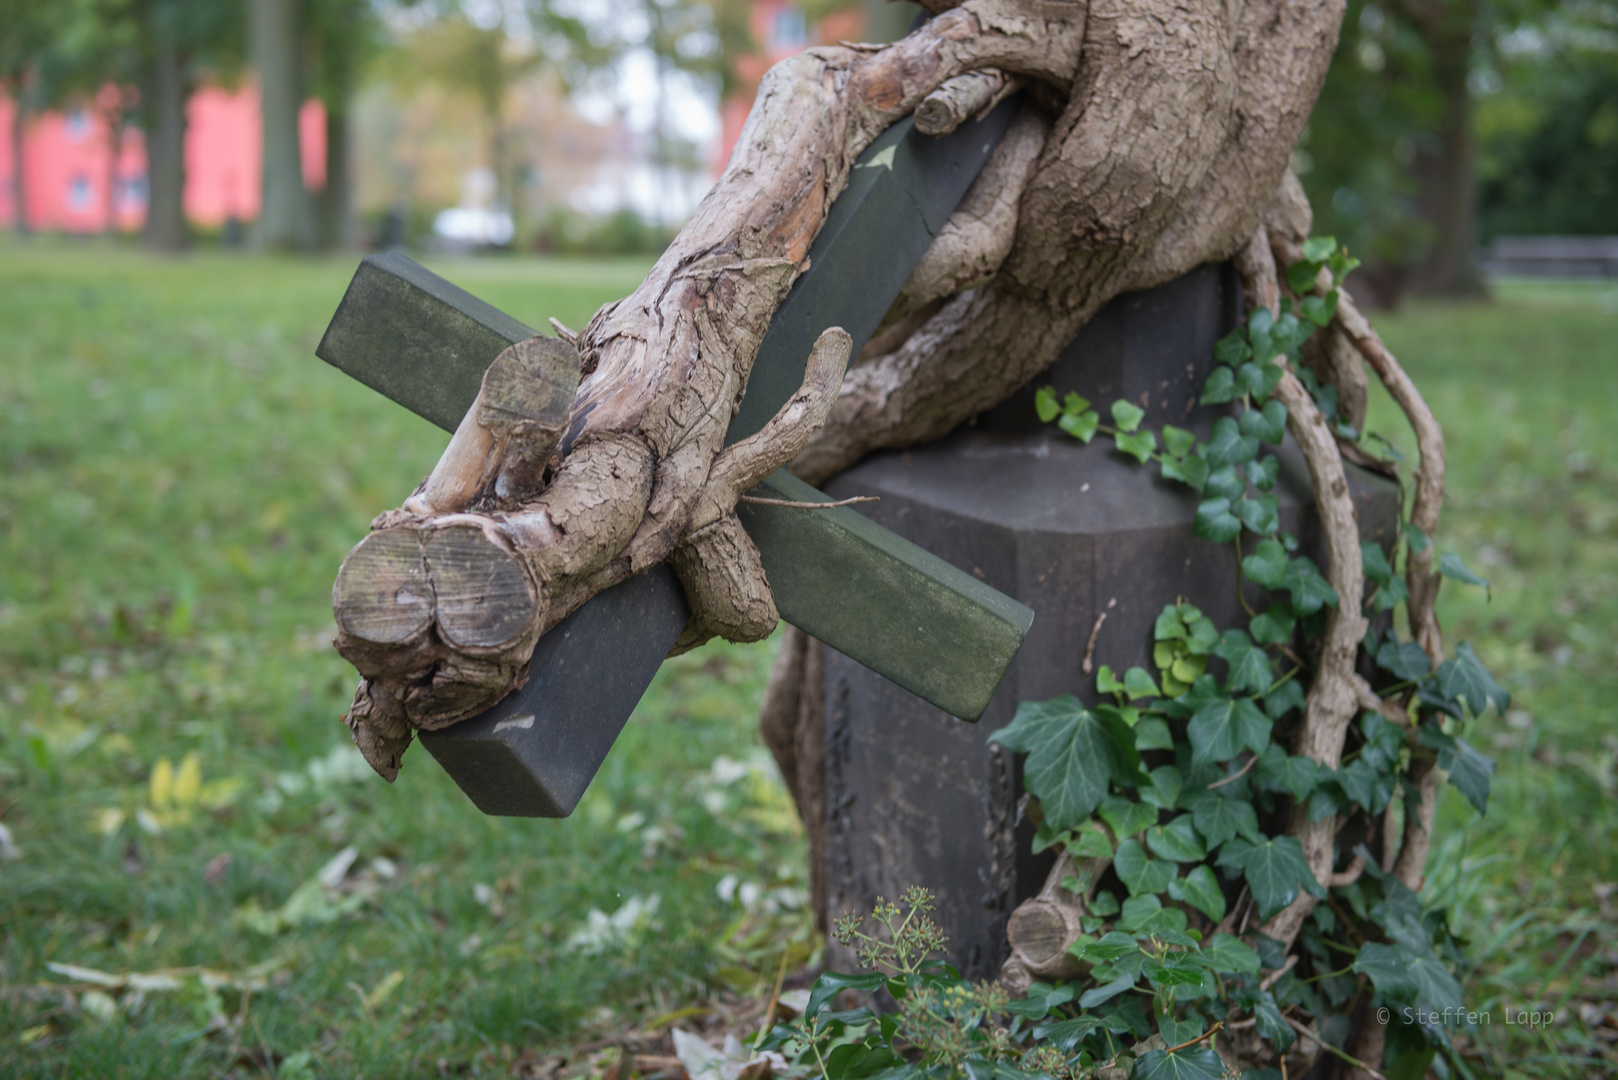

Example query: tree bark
[251,0,314,251]
[327,9,1462,1071]
[9,95,26,236]
[101,106,123,237]
[319,95,353,250]
[1398,0,1483,296]
[143,23,188,253]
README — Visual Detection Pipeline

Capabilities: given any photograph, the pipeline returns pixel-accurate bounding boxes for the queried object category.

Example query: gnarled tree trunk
[332,4,1453,1072]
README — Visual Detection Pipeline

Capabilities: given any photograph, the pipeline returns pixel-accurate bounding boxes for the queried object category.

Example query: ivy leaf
[1214,329,1253,367]
[1168,865,1227,923]
[1235,361,1271,399]
[1162,425,1196,459]
[1142,765,1183,810]
[1096,665,1126,695]
[1302,236,1337,263]
[1188,697,1271,769]
[1248,454,1281,491]
[1248,308,1275,359]
[1204,464,1246,502]
[1193,498,1243,543]
[1170,654,1207,685]
[1418,729,1495,814]
[1155,606,1188,640]
[1288,258,1323,294]
[1200,366,1239,405]
[1370,574,1410,614]
[1308,778,1348,822]
[1115,428,1158,464]
[1034,386,1060,423]
[1074,930,1139,963]
[1111,399,1146,433]
[1030,1016,1103,1051]
[1134,1048,1225,1080]
[1120,894,1175,933]
[1100,796,1159,839]
[1146,815,1206,862]
[1059,409,1100,443]
[1283,556,1338,615]
[1205,932,1262,977]
[1299,292,1336,327]
[1069,822,1116,859]
[1186,616,1220,655]
[1190,795,1261,848]
[1078,973,1137,1009]
[1114,838,1178,896]
[1445,736,1495,816]
[989,696,1142,831]
[1358,713,1405,772]
[1161,453,1210,491]
[1258,361,1286,399]
[1255,744,1318,801]
[1217,836,1325,919]
[1063,391,1092,415]
[1008,981,1078,1021]
[1434,642,1510,717]
[1124,667,1162,700]
[1242,539,1288,588]
[1205,417,1260,468]
[1089,891,1120,917]
[807,972,887,1017]
[1263,680,1306,721]
[1249,603,1296,645]
[1405,522,1430,553]
[1337,758,1395,814]
[1214,630,1274,694]
[1353,943,1464,1016]
[1271,312,1308,356]
[1361,542,1394,586]
[1135,717,1175,751]
[1439,552,1491,600]
[1253,993,1296,1051]
[1235,494,1280,536]
[1376,635,1433,682]
[1238,400,1288,445]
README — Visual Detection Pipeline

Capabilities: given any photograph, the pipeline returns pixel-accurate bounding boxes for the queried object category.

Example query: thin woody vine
[757,239,1506,1080]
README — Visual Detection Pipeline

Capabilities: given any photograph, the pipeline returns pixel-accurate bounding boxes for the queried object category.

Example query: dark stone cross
[317,102,1035,818]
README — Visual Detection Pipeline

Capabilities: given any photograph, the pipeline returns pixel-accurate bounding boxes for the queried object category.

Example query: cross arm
[317,107,1033,816]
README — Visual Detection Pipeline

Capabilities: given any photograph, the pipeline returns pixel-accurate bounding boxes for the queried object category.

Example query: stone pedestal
[820,264,1400,980]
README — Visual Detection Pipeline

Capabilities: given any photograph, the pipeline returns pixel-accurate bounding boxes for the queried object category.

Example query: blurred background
[1,2,1616,1078]
[0,0,1614,287]
[0,0,915,257]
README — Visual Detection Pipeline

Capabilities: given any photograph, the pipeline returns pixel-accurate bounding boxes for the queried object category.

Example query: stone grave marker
[820,262,1404,980]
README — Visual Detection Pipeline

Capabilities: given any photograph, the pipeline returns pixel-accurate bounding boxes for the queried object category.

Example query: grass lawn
[1,244,1614,1078]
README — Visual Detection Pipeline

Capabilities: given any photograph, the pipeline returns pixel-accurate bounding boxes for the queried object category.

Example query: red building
[0,82,325,234]
[716,1,866,172]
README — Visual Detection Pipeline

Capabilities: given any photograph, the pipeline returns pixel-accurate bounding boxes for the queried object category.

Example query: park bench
[1483,235,1618,278]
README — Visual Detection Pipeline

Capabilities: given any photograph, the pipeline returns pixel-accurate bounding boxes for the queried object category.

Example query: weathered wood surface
[319,234,1031,810]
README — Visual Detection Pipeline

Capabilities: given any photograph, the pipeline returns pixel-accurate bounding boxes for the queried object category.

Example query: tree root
[1235,223,1367,949]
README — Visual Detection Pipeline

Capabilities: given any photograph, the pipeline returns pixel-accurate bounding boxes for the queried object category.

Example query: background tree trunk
[142,24,187,253]
[250,0,314,251]
[101,106,123,238]
[9,96,26,237]
[319,82,353,250]
[1418,25,1480,294]
[1399,0,1483,296]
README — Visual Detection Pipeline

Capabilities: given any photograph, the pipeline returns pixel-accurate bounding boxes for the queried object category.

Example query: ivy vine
[758,240,1510,1080]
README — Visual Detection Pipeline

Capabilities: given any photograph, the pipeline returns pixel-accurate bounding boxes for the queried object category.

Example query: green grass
[0,244,805,1077]
[1,245,1614,1077]
[1362,278,1618,1078]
